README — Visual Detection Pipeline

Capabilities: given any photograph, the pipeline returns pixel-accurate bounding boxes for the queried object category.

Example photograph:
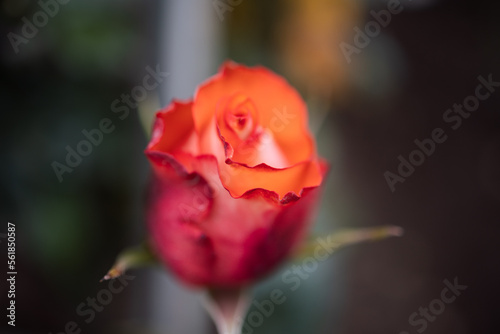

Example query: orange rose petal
[193,62,314,166]
[190,62,322,198]
[239,158,329,205]
[219,158,323,201]
[146,64,324,203]
[147,100,198,157]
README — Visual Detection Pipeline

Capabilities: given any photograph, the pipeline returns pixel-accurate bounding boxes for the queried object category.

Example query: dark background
[1,0,499,333]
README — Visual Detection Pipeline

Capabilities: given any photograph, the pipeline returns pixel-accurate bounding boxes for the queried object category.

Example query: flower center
[223,94,257,141]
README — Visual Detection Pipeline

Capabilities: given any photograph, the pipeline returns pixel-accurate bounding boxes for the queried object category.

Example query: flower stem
[202,288,251,334]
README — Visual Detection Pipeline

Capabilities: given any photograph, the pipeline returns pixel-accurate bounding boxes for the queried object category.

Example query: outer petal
[146,154,327,287]
[146,171,215,285]
[147,100,199,169]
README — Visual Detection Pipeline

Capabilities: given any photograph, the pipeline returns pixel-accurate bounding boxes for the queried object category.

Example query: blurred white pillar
[159,0,222,103]
[147,0,222,333]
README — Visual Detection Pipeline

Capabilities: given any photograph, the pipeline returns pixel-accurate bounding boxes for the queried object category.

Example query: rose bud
[145,61,327,288]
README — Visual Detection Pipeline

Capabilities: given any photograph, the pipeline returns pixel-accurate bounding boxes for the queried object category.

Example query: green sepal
[295,225,403,260]
[101,241,158,282]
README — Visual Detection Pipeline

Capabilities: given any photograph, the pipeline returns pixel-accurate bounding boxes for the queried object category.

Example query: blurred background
[1,0,499,333]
